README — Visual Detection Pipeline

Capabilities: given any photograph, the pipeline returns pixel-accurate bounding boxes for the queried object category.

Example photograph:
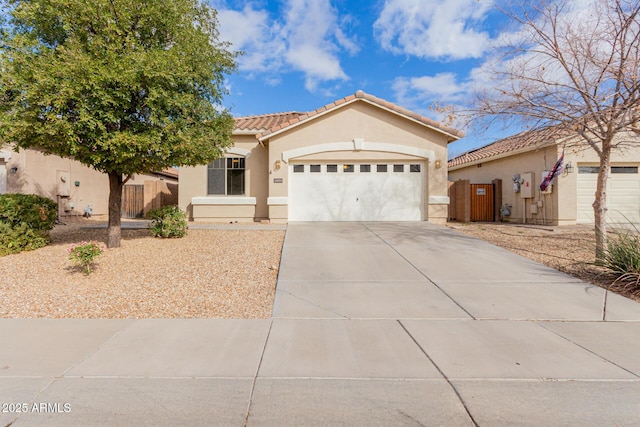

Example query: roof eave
[448,138,563,171]
[232,129,263,136]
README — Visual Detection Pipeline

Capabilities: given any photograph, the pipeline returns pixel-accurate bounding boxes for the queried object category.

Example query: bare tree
[473,0,640,259]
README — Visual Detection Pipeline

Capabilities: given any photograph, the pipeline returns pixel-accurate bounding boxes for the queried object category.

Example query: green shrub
[147,205,187,238]
[603,227,640,289]
[0,193,57,231]
[0,194,57,256]
[0,222,51,256]
[68,241,106,274]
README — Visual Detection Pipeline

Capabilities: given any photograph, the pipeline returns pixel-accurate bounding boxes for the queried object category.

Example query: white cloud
[216,0,359,92]
[217,5,286,73]
[281,0,351,91]
[374,0,492,60]
[393,73,468,106]
[390,72,473,131]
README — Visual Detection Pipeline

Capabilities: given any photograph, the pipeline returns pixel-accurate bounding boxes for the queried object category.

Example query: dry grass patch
[0,222,285,318]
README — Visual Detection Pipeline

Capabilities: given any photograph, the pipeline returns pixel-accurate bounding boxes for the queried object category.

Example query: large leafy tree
[472,0,640,259]
[0,0,237,247]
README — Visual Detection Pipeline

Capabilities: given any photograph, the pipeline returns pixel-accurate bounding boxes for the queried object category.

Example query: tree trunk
[593,150,611,261]
[107,172,124,248]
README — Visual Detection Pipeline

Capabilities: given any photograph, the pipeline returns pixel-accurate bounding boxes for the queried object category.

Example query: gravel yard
[0,221,285,318]
[448,222,640,302]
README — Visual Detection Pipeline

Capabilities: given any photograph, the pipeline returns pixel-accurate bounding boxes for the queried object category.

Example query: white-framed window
[207,157,245,195]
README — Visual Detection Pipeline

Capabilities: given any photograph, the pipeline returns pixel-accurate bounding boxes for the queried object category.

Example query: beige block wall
[6,148,110,216]
[264,102,450,222]
[3,147,178,218]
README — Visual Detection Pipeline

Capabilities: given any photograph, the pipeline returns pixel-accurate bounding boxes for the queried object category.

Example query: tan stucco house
[178,90,464,224]
[0,147,178,218]
[448,127,640,225]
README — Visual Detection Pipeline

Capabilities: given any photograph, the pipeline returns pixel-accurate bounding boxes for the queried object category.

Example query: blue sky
[209,0,513,158]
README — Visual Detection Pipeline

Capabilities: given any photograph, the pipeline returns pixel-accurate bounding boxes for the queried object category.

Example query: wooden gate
[470,184,494,222]
[122,185,144,218]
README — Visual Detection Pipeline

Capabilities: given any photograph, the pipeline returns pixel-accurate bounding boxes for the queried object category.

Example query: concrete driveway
[2,222,640,426]
[269,222,640,425]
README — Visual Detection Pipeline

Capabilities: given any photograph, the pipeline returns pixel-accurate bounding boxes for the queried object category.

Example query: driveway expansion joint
[274,289,350,319]
[243,319,274,427]
[535,322,640,379]
[362,223,477,320]
[397,320,479,427]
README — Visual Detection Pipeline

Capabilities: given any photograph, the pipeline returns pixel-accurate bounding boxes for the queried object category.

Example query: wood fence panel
[122,185,144,218]
[470,184,494,222]
[448,182,456,221]
[454,180,471,222]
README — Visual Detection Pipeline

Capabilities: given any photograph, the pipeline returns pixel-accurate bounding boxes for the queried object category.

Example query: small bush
[0,193,57,231]
[147,205,187,238]
[68,241,106,274]
[0,194,57,256]
[603,227,640,291]
[0,222,51,256]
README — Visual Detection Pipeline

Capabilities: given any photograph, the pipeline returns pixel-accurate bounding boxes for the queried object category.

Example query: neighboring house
[179,90,464,224]
[0,146,178,218]
[448,127,640,225]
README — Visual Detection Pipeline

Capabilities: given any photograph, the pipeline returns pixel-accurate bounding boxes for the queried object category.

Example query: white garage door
[289,162,425,221]
[577,165,640,224]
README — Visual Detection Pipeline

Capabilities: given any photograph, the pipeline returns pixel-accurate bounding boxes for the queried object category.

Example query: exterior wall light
[564,162,574,174]
[274,160,281,170]
[434,160,441,169]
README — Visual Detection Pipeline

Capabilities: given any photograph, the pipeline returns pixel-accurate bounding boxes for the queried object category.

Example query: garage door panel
[290,163,424,221]
[290,173,348,221]
[577,165,640,224]
[610,180,639,190]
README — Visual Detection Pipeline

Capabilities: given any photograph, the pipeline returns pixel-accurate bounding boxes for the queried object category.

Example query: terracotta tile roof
[233,90,464,141]
[234,112,308,133]
[448,125,572,168]
[155,167,179,179]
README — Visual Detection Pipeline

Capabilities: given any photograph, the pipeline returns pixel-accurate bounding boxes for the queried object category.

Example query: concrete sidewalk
[2,222,640,426]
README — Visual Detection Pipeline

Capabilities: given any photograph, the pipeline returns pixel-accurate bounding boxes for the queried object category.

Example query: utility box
[56,170,71,196]
[521,172,534,198]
